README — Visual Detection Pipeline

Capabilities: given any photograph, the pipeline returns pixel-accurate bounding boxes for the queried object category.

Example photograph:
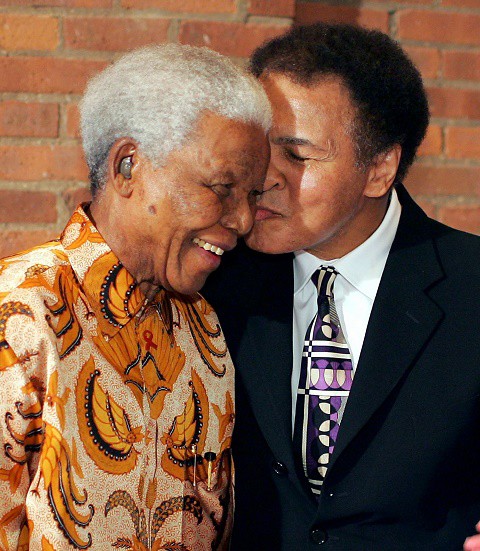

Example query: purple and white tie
[294,266,353,497]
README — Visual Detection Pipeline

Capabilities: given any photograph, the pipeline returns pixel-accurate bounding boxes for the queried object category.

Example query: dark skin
[89,111,269,299]
[246,73,401,259]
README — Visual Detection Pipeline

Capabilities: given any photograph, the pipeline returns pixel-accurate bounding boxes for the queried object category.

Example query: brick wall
[0,0,478,257]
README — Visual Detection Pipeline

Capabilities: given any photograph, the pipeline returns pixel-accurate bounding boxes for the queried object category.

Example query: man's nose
[221,198,254,236]
[262,161,286,193]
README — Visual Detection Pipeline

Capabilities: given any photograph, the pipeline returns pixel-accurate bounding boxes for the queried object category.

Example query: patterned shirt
[0,205,235,551]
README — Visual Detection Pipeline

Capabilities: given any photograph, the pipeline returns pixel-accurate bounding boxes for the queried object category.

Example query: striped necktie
[294,266,353,497]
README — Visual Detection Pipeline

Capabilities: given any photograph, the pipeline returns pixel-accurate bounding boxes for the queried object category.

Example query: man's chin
[163,274,208,296]
[245,232,291,255]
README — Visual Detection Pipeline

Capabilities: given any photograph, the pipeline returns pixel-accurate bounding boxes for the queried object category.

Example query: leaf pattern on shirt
[76,356,143,475]
[175,297,227,377]
[161,370,209,483]
[39,422,94,549]
[0,302,34,370]
[105,491,201,551]
[1,388,43,493]
[43,266,83,359]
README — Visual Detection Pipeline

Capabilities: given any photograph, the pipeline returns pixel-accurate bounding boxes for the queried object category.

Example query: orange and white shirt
[0,205,234,551]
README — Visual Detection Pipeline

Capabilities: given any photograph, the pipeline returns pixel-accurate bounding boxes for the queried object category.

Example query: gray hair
[80,44,272,194]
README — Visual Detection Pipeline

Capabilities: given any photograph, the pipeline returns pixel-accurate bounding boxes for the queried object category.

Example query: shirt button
[271,460,288,476]
[310,527,328,545]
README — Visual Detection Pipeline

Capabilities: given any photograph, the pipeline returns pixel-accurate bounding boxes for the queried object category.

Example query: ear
[107,138,138,198]
[364,144,402,198]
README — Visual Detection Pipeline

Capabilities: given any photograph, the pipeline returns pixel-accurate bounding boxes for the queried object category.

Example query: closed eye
[283,148,308,163]
[210,183,234,197]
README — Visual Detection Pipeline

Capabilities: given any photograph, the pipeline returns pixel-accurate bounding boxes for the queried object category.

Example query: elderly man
[204,23,480,550]
[0,44,269,550]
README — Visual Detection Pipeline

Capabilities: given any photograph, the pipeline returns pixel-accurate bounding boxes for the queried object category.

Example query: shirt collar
[294,188,402,299]
[60,203,151,338]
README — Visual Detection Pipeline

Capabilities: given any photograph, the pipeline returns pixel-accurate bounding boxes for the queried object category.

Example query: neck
[89,196,160,300]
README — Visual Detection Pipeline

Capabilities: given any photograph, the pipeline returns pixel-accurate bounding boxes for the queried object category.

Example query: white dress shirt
[291,189,402,430]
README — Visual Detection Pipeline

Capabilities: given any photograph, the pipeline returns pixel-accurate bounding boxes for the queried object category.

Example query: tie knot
[312,266,337,297]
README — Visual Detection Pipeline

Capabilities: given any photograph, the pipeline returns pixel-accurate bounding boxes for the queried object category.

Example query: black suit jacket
[203,185,480,550]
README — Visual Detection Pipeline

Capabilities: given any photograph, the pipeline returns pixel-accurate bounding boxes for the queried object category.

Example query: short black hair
[250,23,429,182]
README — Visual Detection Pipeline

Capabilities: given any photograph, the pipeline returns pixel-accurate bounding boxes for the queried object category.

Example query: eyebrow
[271,135,334,156]
[271,136,313,147]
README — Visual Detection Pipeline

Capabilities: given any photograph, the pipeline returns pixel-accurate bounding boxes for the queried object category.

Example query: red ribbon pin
[143,330,158,351]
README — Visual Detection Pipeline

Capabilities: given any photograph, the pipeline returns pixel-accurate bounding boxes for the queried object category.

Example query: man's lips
[255,206,281,221]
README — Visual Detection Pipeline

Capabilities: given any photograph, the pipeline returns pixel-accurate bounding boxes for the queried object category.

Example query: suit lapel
[226,188,446,499]
[240,309,293,454]
[234,253,310,495]
[329,186,445,469]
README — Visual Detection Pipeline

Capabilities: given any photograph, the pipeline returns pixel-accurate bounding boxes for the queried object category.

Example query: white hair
[80,43,272,193]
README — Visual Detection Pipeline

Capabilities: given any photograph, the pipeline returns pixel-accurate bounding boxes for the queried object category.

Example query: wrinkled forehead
[260,72,357,140]
[208,143,269,185]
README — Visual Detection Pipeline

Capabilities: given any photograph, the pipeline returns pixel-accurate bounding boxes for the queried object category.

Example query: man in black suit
[204,23,480,550]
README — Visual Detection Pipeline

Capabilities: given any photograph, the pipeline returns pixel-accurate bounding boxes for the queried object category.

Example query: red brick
[398,10,480,46]
[64,17,170,52]
[179,21,290,58]
[0,190,57,224]
[441,0,480,7]
[0,230,58,259]
[65,104,81,138]
[248,0,295,17]
[405,164,480,196]
[295,2,389,33]
[445,127,480,159]
[62,186,92,213]
[427,87,480,121]
[438,204,480,235]
[417,124,442,157]
[443,51,480,82]
[370,0,433,3]
[0,145,88,182]
[404,46,440,80]
[0,14,58,51]
[0,101,58,138]
[121,0,235,11]
[0,57,108,94]
[0,0,112,6]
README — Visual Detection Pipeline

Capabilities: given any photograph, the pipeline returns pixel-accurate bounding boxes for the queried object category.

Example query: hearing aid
[119,156,133,179]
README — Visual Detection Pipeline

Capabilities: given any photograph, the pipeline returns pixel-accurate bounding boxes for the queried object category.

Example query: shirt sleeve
[0,332,43,549]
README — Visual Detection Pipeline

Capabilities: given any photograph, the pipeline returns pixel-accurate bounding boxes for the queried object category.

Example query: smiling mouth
[192,238,225,256]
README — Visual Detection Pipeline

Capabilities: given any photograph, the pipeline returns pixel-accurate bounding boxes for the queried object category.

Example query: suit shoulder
[428,217,480,253]
[426,218,480,279]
